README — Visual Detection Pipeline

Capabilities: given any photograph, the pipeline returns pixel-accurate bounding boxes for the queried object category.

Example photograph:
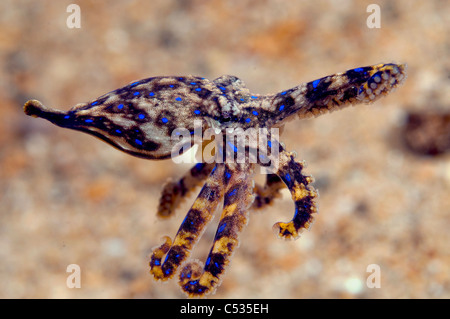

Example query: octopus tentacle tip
[23,99,45,117]
[24,99,65,119]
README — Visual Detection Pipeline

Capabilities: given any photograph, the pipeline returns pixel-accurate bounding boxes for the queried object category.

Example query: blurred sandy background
[1,0,448,298]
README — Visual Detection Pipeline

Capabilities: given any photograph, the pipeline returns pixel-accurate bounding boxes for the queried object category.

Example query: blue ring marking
[64,115,70,119]
[195,87,202,92]
[161,117,169,123]
[279,104,285,111]
[135,139,143,146]
[138,114,145,119]
[117,104,124,109]
[190,82,196,85]
[358,86,365,94]
[267,140,272,148]
[194,110,201,115]
[91,101,99,106]
[133,91,140,96]
[205,257,211,267]
[285,173,291,182]
[115,129,122,134]
[149,92,155,97]
[219,86,226,91]
[225,171,231,179]
[312,79,320,89]
[85,119,93,123]
[353,67,364,72]
[227,141,238,153]
[194,163,204,170]
[227,188,237,197]
[175,97,182,101]
[240,98,245,102]
[217,223,226,235]
[163,253,170,264]
[154,260,160,266]
[251,95,258,99]
[281,91,287,95]
[245,118,251,123]
[130,81,139,87]
[164,269,171,275]
[169,84,174,88]
[252,110,259,116]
